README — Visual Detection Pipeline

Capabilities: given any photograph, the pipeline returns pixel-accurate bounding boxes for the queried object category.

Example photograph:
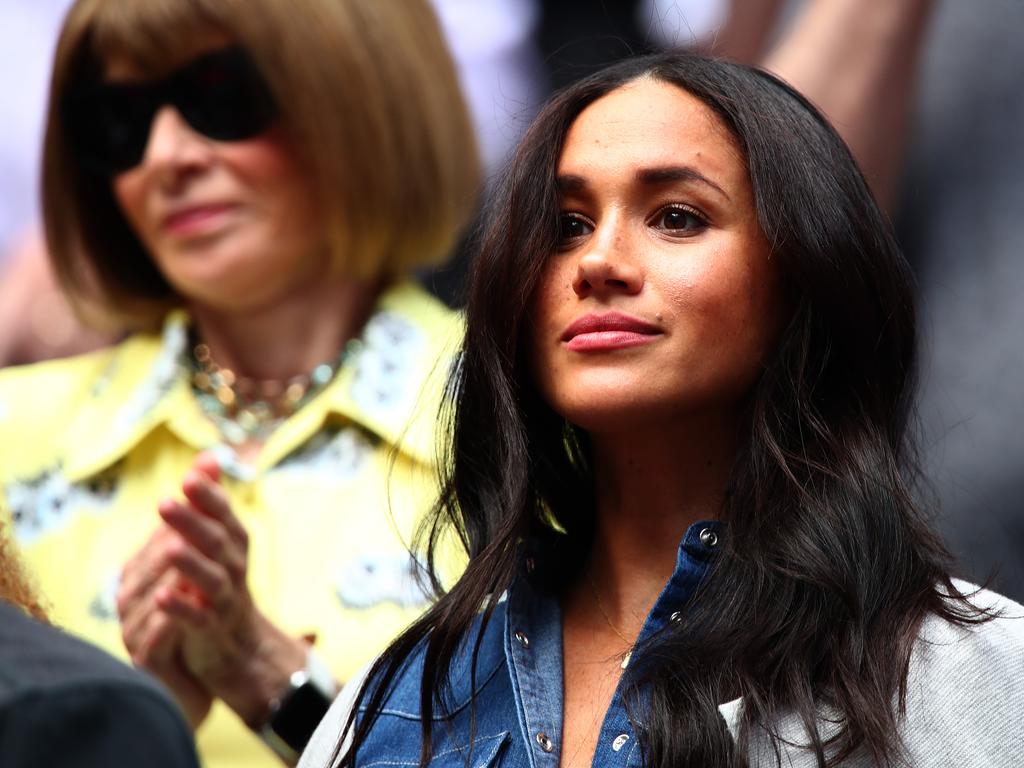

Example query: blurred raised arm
[710,0,936,209]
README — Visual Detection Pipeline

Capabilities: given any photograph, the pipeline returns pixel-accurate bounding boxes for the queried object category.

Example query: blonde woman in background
[0,0,479,765]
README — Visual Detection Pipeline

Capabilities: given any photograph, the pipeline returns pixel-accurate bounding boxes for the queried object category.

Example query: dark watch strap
[259,653,337,761]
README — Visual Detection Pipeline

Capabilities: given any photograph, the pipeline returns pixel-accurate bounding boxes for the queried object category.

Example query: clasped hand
[117,454,306,732]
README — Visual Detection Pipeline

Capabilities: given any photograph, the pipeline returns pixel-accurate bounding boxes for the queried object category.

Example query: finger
[120,570,182,649]
[155,581,214,629]
[159,500,238,567]
[128,608,181,671]
[119,518,177,595]
[181,472,249,546]
[117,530,180,619]
[165,539,232,603]
[124,580,211,663]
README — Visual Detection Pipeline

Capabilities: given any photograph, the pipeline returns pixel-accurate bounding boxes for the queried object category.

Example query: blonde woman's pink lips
[162,203,236,237]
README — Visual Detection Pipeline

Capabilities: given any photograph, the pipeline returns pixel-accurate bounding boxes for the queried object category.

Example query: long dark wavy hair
[334,52,987,768]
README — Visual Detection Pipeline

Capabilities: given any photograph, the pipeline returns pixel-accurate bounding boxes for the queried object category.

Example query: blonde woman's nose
[136,105,212,172]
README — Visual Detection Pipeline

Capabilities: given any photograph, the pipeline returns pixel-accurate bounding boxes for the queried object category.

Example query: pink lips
[560,311,662,352]
[162,203,236,237]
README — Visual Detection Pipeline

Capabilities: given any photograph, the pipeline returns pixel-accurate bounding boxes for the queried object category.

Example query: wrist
[214,613,310,728]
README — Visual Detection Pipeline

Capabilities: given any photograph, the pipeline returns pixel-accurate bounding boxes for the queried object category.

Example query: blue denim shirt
[352,521,723,768]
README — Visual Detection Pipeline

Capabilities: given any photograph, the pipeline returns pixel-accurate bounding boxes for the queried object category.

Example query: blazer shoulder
[898,583,1024,767]
[0,603,199,768]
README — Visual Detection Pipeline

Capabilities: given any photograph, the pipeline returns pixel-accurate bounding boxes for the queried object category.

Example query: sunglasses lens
[63,48,277,176]
[176,49,277,142]
[64,85,155,174]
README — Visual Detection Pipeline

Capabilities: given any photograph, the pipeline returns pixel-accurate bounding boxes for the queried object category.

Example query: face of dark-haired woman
[529,78,785,436]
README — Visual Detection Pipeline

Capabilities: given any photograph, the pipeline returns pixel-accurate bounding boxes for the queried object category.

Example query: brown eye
[654,206,706,234]
[558,213,593,244]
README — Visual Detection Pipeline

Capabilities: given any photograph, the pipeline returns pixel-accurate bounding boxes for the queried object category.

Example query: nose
[137,105,213,177]
[571,225,643,299]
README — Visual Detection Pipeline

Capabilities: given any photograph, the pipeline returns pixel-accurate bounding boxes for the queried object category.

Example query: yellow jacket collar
[63,283,460,482]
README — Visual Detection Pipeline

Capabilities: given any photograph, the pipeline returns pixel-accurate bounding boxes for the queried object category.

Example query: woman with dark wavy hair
[300,52,1024,768]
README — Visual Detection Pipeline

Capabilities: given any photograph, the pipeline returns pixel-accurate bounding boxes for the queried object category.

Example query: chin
[556,398,671,436]
[167,270,270,312]
[550,385,744,438]
[540,368,671,426]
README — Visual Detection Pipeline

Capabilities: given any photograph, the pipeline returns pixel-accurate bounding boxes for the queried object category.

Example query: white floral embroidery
[334,552,431,610]
[88,569,122,622]
[350,311,425,417]
[89,355,120,399]
[8,465,119,544]
[112,319,187,434]
[272,425,376,480]
[208,443,257,483]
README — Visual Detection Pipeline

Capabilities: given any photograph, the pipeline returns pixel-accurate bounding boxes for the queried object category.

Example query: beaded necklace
[187,334,363,445]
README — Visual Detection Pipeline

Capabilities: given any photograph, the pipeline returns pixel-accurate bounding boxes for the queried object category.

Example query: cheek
[222,130,307,199]
[110,172,148,233]
[223,141,292,186]
[659,241,780,361]
[525,257,574,384]
[529,258,574,340]
[225,140,320,235]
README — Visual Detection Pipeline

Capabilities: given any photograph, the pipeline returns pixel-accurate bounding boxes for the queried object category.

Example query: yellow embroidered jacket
[0,282,460,768]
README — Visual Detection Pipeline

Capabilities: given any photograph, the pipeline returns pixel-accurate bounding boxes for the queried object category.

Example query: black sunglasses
[63,46,278,176]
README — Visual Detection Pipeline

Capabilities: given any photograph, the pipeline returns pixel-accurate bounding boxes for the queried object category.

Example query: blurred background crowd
[0,0,1021,765]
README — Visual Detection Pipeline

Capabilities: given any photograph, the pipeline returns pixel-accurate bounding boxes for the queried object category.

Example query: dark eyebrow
[636,165,730,200]
[555,174,586,192]
[555,166,730,200]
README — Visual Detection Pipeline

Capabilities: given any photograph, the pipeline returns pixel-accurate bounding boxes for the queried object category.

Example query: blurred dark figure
[537,0,648,90]
[894,1,1024,601]
[0,521,201,768]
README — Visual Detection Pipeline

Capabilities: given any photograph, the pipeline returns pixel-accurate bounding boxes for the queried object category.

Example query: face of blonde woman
[528,78,785,436]
[106,41,326,314]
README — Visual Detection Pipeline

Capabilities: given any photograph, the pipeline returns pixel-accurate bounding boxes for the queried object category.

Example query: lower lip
[564,331,660,352]
[163,205,235,237]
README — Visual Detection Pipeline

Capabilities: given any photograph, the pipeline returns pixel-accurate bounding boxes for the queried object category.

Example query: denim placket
[588,686,638,768]
[589,520,724,768]
[502,522,723,768]
[505,567,565,768]
[645,520,723,631]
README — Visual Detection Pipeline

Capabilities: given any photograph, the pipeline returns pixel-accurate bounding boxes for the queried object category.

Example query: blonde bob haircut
[43,0,480,328]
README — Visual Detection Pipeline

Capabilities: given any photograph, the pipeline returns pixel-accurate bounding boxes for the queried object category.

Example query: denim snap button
[536,732,554,753]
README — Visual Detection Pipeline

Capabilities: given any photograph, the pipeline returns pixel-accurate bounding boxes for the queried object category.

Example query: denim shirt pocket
[358,729,510,768]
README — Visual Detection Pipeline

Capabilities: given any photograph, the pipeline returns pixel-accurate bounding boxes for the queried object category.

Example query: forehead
[557,78,745,187]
